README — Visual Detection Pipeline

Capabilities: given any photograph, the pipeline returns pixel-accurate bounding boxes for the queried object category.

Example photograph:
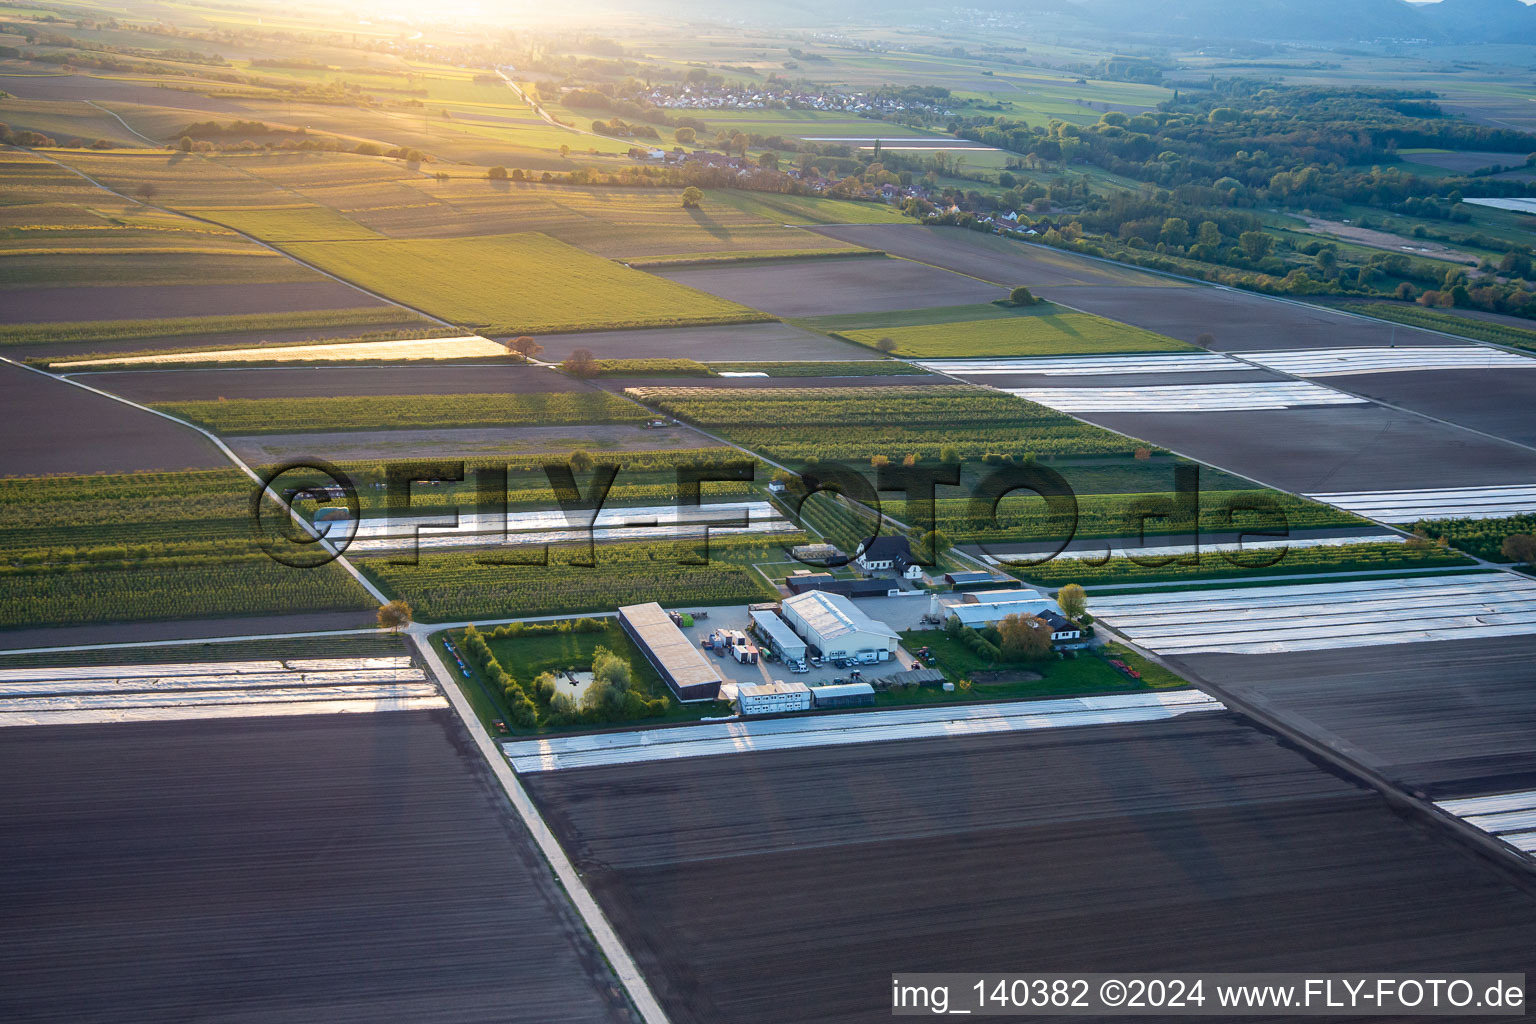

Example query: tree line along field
[626,385,1152,460]
[1004,541,1473,588]
[0,469,374,629]
[280,233,771,335]
[360,535,793,621]
[152,391,649,434]
[835,306,1195,358]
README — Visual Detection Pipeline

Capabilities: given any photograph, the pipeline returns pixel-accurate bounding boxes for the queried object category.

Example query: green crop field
[708,360,925,376]
[629,384,1150,460]
[196,205,384,242]
[282,232,772,333]
[837,307,1194,357]
[0,469,374,629]
[153,391,648,434]
[1340,302,1536,353]
[883,489,1365,544]
[0,307,431,348]
[1005,542,1472,587]
[361,535,787,620]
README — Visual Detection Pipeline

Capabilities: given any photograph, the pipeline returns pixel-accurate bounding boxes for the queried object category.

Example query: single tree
[134,182,157,202]
[1196,220,1221,247]
[177,135,193,152]
[505,335,543,362]
[874,336,897,354]
[731,133,748,158]
[1008,285,1038,306]
[561,347,598,377]
[680,185,703,208]
[559,143,570,158]
[1502,533,1536,565]
[939,445,960,464]
[488,165,508,180]
[1057,582,1087,620]
[1239,230,1273,260]
[674,126,696,145]
[998,613,1053,661]
[758,150,779,171]
[568,449,594,474]
[376,600,412,632]
[1194,333,1215,348]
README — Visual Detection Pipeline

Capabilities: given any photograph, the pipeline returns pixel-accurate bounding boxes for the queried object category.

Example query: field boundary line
[414,633,671,1024]
[0,357,390,607]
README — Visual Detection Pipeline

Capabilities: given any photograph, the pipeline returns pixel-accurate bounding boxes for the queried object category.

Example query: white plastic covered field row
[0,668,427,695]
[1303,484,1536,523]
[916,353,1241,376]
[0,657,445,725]
[1091,573,1536,655]
[1436,789,1536,860]
[0,697,450,727]
[0,656,413,682]
[975,532,1405,566]
[1003,382,1365,413]
[503,690,1224,772]
[327,500,795,553]
[1242,346,1536,377]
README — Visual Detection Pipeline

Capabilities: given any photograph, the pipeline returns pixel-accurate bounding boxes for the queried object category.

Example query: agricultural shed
[809,682,876,709]
[750,610,808,664]
[617,603,722,702]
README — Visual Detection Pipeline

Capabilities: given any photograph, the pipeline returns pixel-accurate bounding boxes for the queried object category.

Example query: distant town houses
[641,83,952,117]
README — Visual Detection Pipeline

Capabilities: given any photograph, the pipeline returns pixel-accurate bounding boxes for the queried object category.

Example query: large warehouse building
[781,590,899,663]
[617,602,722,702]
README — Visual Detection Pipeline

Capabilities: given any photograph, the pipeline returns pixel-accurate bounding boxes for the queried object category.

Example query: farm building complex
[781,590,900,663]
[617,602,723,702]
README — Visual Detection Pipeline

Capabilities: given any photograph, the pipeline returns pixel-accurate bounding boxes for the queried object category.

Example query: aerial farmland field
[283,232,772,333]
[8,0,1536,1017]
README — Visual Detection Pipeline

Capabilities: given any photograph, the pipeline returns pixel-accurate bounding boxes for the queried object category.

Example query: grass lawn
[895,630,1188,703]
[283,232,772,334]
[436,621,726,735]
[838,306,1194,358]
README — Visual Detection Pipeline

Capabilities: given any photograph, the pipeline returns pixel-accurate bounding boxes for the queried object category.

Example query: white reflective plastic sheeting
[977,533,1405,566]
[1092,573,1536,655]
[337,500,794,553]
[1243,346,1536,377]
[0,668,426,695]
[0,683,441,713]
[1434,789,1536,862]
[1304,484,1536,523]
[1003,382,1365,413]
[503,690,1224,772]
[1437,790,1536,818]
[918,354,1241,376]
[0,696,449,727]
[0,656,412,683]
[0,657,440,726]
